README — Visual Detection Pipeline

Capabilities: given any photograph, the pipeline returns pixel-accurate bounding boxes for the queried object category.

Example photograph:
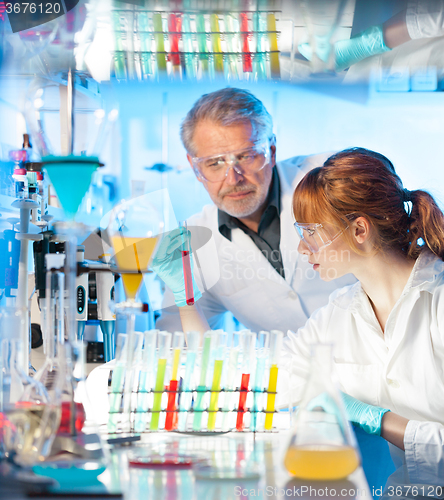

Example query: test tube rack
[111,2,282,81]
[107,386,278,434]
[106,339,280,434]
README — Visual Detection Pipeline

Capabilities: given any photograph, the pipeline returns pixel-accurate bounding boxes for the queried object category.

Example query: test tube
[122,331,143,432]
[266,13,280,78]
[207,331,227,430]
[193,332,213,431]
[135,329,158,432]
[251,331,269,431]
[240,12,252,73]
[168,13,181,74]
[108,333,128,433]
[196,14,209,75]
[253,12,267,79]
[182,14,196,78]
[150,331,172,431]
[152,12,167,75]
[221,332,240,431]
[178,331,199,431]
[179,221,194,306]
[264,330,283,430]
[224,13,239,79]
[165,331,184,430]
[138,12,153,79]
[113,11,127,79]
[236,331,256,431]
[210,14,224,74]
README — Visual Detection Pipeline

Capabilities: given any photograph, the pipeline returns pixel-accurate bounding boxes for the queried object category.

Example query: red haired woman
[285,147,444,485]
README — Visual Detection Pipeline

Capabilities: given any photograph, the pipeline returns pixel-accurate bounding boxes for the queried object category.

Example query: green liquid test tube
[153,12,167,74]
[207,358,224,430]
[182,14,196,79]
[193,332,212,431]
[150,331,171,430]
[150,358,167,430]
[210,14,224,74]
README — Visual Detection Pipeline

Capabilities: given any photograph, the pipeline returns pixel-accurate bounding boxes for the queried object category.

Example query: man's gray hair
[180,87,274,156]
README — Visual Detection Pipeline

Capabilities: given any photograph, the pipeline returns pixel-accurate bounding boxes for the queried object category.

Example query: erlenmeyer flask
[284,344,360,480]
[0,338,61,466]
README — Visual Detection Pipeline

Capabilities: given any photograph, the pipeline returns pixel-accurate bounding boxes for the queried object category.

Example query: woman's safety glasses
[191,142,271,183]
[294,222,347,253]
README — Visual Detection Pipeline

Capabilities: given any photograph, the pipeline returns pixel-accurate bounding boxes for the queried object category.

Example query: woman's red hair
[293,148,444,260]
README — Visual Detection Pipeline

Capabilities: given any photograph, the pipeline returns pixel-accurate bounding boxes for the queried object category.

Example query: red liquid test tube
[179,221,194,306]
[236,373,250,431]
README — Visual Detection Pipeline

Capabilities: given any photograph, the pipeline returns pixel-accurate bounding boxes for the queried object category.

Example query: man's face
[187,120,276,220]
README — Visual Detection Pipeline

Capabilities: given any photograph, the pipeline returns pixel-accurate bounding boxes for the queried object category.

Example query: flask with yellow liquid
[284,343,360,480]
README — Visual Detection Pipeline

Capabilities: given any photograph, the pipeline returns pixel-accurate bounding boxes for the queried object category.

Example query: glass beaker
[0,338,61,466]
[284,344,360,480]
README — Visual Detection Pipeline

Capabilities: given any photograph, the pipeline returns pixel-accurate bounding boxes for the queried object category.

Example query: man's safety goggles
[191,142,271,183]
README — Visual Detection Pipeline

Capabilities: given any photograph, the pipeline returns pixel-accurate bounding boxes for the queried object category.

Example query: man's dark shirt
[218,166,285,278]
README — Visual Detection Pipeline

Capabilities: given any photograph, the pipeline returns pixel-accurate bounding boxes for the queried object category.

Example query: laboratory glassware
[178,330,199,432]
[0,337,61,466]
[193,332,213,431]
[165,331,184,431]
[150,331,172,431]
[284,343,360,480]
[179,221,194,305]
[264,329,283,430]
[108,333,128,433]
[135,329,158,432]
[236,331,256,431]
[221,332,240,431]
[207,331,227,431]
[251,330,269,431]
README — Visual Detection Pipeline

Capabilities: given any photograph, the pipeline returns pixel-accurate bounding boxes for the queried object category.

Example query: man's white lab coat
[156,153,355,333]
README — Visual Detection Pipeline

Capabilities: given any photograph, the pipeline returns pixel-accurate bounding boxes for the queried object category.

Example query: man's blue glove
[151,227,202,307]
[299,25,391,71]
[341,392,390,436]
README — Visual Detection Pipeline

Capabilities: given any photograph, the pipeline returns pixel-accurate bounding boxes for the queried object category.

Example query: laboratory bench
[0,430,371,500]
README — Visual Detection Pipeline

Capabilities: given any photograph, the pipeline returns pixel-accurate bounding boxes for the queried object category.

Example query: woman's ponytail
[407,190,444,260]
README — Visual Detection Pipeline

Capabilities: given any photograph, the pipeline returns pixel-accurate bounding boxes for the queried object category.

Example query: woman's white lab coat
[282,250,444,487]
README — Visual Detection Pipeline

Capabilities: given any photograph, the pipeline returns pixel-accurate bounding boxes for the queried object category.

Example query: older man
[154,87,354,334]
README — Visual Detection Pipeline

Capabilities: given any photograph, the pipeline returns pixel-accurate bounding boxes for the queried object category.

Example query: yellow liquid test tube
[207,359,224,430]
[210,14,224,74]
[264,364,278,430]
[150,358,167,430]
[152,12,167,73]
[266,13,280,78]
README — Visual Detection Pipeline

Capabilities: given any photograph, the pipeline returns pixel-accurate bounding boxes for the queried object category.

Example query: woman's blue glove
[151,227,202,307]
[299,25,391,71]
[341,392,390,436]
